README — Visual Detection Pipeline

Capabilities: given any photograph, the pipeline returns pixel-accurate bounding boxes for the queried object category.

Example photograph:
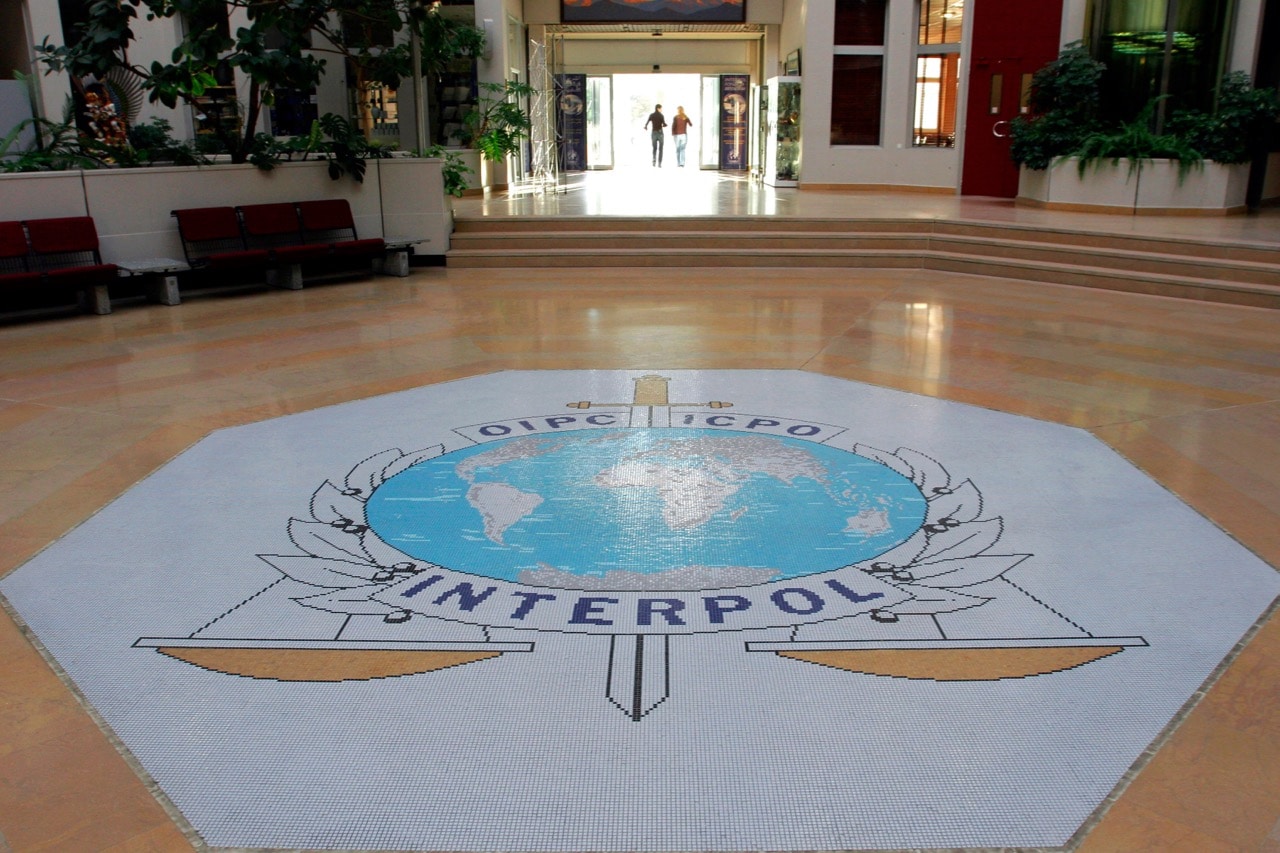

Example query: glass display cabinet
[764,76,801,187]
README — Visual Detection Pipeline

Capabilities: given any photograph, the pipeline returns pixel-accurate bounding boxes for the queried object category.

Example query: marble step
[451,216,1280,266]
[444,246,1280,308]
[447,232,1280,288]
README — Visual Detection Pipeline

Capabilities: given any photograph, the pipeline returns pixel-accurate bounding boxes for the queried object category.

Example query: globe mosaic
[365,428,928,589]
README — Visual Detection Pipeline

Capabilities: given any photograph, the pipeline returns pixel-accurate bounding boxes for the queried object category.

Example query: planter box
[451,148,485,194]
[0,158,452,262]
[376,158,452,255]
[1017,159,1250,215]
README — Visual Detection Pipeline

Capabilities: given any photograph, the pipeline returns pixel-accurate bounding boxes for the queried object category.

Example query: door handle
[992,120,1010,138]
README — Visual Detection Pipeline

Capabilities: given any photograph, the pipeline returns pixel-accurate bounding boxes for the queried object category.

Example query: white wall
[0,170,88,218]
[800,0,959,190]
[24,0,73,124]
[1060,0,1088,45]
[1229,0,1266,73]
[0,159,451,260]
[0,79,35,150]
[777,0,806,79]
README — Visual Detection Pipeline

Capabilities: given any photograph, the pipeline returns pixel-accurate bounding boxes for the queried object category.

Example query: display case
[751,83,767,180]
[764,76,801,187]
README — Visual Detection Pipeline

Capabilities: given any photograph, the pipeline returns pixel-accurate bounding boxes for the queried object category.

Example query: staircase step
[445,216,1280,308]
[452,216,1280,265]
[448,231,1280,287]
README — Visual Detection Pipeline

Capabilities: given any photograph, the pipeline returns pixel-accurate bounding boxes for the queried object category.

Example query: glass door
[700,75,720,168]
[587,76,613,169]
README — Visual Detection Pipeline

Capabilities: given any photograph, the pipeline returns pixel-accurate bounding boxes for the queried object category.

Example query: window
[834,0,887,45]
[1088,0,1233,128]
[913,0,963,147]
[832,56,884,146]
[831,0,887,146]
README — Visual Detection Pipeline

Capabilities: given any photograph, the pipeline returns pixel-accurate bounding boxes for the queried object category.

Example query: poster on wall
[719,74,750,171]
[561,0,743,23]
[556,74,588,171]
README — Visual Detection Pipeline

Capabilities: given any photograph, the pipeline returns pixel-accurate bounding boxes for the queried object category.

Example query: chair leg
[80,284,112,315]
[267,265,304,290]
[149,274,181,306]
[381,250,410,277]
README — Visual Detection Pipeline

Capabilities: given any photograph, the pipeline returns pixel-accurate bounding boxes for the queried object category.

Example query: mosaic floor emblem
[3,370,1276,851]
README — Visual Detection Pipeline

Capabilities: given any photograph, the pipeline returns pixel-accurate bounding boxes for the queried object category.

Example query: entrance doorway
[607,74,703,169]
[959,0,1062,197]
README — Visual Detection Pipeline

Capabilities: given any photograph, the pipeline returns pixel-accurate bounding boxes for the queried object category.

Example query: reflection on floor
[461,168,1280,247]
[1,182,1279,852]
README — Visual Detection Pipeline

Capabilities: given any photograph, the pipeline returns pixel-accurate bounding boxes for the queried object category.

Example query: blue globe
[365,428,926,588]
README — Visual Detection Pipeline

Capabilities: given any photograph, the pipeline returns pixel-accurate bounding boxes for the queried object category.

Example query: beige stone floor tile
[1112,694,1280,850]
[0,723,179,852]
[2,181,1279,850]
[1078,797,1245,853]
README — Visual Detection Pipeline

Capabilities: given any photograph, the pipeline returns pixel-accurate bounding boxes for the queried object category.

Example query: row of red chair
[172,199,386,273]
[0,217,118,299]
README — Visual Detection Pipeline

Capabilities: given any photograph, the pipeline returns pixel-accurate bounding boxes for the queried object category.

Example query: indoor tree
[36,0,484,162]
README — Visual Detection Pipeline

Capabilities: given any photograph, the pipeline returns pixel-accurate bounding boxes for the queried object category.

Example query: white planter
[1017,159,1250,215]
[452,148,484,194]
[1133,160,1250,213]
[0,158,452,262]
[376,158,452,255]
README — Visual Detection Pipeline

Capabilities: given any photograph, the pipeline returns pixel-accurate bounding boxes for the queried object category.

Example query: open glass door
[700,75,720,168]
[587,76,613,169]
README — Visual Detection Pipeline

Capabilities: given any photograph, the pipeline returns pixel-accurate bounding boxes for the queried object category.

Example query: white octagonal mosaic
[3,370,1277,851]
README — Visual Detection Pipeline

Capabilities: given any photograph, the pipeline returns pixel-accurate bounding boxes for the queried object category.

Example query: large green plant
[1072,98,1203,178]
[1009,42,1105,170]
[243,113,390,181]
[461,81,534,162]
[36,0,484,164]
[0,95,210,170]
[0,106,110,172]
[1013,46,1279,176]
[1167,71,1280,165]
[417,144,474,197]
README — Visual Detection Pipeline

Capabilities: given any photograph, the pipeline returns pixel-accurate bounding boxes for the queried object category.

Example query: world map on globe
[364,428,927,590]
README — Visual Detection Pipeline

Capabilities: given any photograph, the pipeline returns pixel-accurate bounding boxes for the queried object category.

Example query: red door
[960,0,1063,197]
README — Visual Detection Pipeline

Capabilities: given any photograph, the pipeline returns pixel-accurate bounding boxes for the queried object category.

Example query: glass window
[831,55,883,145]
[832,0,887,145]
[912,0,962,147]
[918,0,964,45]
[1089,0,1233,125]
[913,54,959,146]
[588,76,613,169]
[834,0,887,46]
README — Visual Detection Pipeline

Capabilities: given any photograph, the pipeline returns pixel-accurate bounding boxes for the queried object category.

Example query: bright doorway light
[611,74,703,169]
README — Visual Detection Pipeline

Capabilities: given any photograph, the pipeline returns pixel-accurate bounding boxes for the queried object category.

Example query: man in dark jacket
[644,104,666,167]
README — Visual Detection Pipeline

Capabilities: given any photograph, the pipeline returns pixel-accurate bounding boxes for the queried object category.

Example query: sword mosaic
[3,370,1277,851]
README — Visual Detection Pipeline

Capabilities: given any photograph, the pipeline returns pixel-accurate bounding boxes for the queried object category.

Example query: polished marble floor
[463,168,1280,246]
[2,174,1280,852]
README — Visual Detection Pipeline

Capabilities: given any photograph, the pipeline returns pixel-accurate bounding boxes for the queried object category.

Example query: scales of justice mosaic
[137,374,1146,720]
[4,369,1276,851]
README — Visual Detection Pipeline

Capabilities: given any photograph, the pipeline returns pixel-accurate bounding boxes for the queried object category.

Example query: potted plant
[459,80,534,190]
[1009,42,1104,172]
[417,143,475,199]
[1012,47,1279,213]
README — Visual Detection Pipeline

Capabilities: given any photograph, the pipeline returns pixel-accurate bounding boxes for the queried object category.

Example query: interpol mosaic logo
[7,369,1279,850]
[137,374,1145,720]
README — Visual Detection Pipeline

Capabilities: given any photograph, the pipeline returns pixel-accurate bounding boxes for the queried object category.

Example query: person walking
[671,106,693,167]
[644,104,666,167]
